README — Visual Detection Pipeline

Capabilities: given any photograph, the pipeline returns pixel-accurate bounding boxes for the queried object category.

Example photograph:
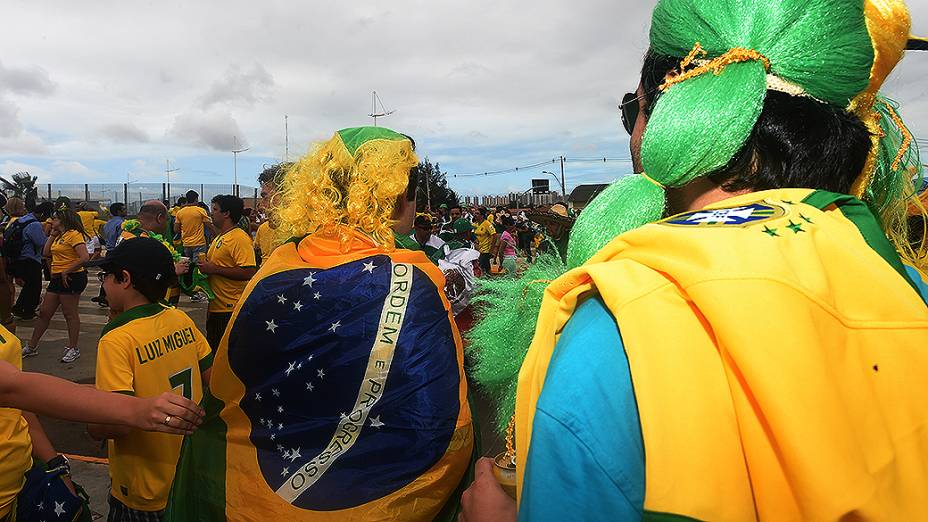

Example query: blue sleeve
[519,296,644,522]
[904,265,928,306]
[24,222,46,248]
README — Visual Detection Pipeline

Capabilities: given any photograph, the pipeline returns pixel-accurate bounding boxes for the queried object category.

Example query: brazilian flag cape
[166,228,474,521]
[517,188,928,520]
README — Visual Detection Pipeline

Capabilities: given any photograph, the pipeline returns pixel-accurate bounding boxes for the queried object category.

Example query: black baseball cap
[85,237,176,288]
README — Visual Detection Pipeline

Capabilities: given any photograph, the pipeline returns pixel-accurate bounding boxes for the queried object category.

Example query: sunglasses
[619,92,643,136]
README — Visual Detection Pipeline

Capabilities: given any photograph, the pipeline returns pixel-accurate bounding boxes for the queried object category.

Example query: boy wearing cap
[86,237,212,521]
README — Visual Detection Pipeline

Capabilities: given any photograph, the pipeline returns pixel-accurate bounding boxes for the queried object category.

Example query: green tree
[416,158,459,212]
[0,172,39,209]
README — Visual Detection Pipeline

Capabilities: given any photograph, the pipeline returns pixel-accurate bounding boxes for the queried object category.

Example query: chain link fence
[38,183,259,215]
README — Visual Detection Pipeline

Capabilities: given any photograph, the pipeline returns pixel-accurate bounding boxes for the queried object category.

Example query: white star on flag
[277,405,284,413]
[281,467,289,476]
[270,433,276,440]
[255,393,262,402]
[363,261,377,273]
[260,418,266,426]
[54,501,65,517]
[297,362,302,370]
[329,321,341,333]
[272,388,280,397]
[37,501,44,510]
[282,449,291,459]
[340,412,347,420]
[277,294,287,304]
[305,382,314,391]
[303,273,317,287]
[278,422,284,430]
[293,301,303,312]
[285,362,296,376]
[313,292,321,300]
[289,447,302,462]
[276,444,284,452]
[307,354,314,362]
[370,416,385,428]
[266,320,278,333]
[317,369,325,379]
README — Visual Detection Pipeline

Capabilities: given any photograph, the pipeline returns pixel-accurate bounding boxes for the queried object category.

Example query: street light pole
[541,170,567,202]
[232,136,250,197]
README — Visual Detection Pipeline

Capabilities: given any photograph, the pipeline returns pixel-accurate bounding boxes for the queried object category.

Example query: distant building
[568,184,610,211]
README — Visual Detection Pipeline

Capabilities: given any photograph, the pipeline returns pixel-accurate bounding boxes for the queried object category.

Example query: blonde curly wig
[274,127,418,251]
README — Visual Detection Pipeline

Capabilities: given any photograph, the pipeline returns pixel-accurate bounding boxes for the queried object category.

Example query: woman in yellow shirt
[23,209,89,363]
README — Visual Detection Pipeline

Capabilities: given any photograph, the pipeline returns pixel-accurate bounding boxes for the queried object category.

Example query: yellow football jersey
[206,227,256,313]
[253,221,277,264]
[175,206,211,248]
[0,326,33,519]
[50,229,86,274]
[96,304,212,511]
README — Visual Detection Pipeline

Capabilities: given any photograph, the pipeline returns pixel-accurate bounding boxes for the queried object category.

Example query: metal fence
[462,192,561,208]
[38,183,259,214]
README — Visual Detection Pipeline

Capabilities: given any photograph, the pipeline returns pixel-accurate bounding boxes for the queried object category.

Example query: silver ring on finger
[164,415,172,426]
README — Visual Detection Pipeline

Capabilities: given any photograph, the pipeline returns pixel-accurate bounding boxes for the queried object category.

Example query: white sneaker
[21,345,38,358]
[190,294,205,303]
[61,346,80,363]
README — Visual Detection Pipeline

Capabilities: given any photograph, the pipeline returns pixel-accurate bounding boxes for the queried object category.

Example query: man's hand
[460,457,517,522]
[132,392,205,435]
[197,259,217,275]
[174,260,190,275]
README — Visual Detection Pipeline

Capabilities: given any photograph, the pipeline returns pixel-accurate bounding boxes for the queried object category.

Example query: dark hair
[34,202,54,219]
[55,209,88,238]
[138,203,167,219]
[109,202,126,216]
[258,163,292,186]
[501,216,516,228]
[186,190,199,203]
[112,269,175,304]
[414,214,433,229]
[640,51,870,194]
[406,166,419,202]
[176,197,187,206]
[211,194,244,223]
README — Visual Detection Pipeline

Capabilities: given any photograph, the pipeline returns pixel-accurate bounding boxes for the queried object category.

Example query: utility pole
[232,136,250,197]
[560,156,567,202]
[424,169,432,211]
[165,160,179,202]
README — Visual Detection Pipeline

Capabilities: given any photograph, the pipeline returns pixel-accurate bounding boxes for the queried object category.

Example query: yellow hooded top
[516,188,928,520]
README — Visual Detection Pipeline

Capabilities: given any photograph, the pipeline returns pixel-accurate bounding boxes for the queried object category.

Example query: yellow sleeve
[232,231,256,268]
[95,335,135,394]
[199,207,212,224]
[66,230,86,248]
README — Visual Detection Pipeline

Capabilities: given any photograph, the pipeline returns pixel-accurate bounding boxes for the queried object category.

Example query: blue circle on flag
[228,256,461,510]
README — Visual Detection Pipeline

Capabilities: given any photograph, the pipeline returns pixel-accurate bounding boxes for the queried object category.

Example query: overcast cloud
[0,0,925,192]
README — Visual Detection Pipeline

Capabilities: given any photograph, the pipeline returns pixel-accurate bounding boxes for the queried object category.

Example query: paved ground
[17,269,504,519]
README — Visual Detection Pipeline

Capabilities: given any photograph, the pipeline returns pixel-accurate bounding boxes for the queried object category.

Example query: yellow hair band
[660,42,771,92]
[640,172,666,189]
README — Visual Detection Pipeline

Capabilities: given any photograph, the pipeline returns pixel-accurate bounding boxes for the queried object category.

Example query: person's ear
[120,269,133,290]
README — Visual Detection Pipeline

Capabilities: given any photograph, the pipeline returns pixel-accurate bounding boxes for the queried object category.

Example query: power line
[449,156,632,178]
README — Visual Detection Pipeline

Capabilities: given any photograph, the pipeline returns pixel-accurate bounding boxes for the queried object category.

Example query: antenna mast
[368,91,396,126]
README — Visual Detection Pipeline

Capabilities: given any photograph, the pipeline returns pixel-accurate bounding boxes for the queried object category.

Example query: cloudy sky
[1,1,926,197]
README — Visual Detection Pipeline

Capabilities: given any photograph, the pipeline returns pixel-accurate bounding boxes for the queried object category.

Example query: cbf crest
[661,203,785,228]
